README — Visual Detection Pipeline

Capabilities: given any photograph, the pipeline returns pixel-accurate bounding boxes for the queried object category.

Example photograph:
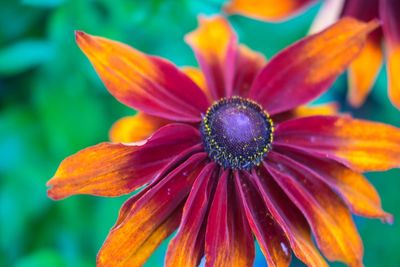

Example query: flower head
[47,16,400,267]
[224,0,400,109]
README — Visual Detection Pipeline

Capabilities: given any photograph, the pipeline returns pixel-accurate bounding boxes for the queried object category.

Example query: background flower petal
[109,112,168,143]
[249,18,379,115]
[224,0,317,22]
[47,123,202,199]
[347,35,383,107]
[309,0,345,34]
[165,163,217,267]
[97,153,207,267]
[274,146,393,222]
[75,31,209,122]
[341,0,382,107]
[275,116,400,171]
[380,0,400,109]
[235,171,292,267]
[252,168,328,267]
[185,15,238,100]
[266,153,364,267]
[205,170,254,267]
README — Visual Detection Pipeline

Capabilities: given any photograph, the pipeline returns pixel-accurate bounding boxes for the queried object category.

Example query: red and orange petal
[249,18,379,115]
[75,31,209,122]
[224,0,317,22]
[47,124,201,199]
[274,146,393,222]
[252,168,328,267]
[97,153,207,266]
[185,15,238,100]
[109,112,168,143]
[381,0,400,108]
[275,116,400,172]
[266,155,364,267]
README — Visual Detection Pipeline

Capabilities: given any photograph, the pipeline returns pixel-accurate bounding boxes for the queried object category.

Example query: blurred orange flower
[224,0,400,108]
[47,16,400,267]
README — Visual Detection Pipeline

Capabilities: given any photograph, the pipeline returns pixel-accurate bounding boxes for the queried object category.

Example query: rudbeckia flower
[224,0,400,108]
[47,16,400,267]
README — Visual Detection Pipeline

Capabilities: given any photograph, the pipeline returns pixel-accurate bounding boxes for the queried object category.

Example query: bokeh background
[1,0,399,266]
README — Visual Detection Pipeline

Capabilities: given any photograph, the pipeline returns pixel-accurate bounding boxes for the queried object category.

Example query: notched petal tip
[74,30,89,44]
[381,213,394,225]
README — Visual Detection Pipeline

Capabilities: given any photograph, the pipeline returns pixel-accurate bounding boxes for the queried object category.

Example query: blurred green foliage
[0,0,399,266]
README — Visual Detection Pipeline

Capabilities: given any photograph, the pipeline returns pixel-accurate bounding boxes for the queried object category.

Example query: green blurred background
[0,0,399,266]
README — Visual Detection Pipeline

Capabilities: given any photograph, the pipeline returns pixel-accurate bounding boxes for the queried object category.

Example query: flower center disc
[201,97,274,170]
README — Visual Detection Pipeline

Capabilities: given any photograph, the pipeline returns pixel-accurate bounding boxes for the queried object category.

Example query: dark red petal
[185,15,238,99]
[266,152,364,266]
[249,18,379,115]
[341,0,379,21]
[76,31,209,122]
[112,142,204,230]
[97,152,207,266]
[165,163,218,267]
[205,170,255,267]
[380,0,400,108]
[234,171,291,267]
[274,115,400,172]
[232,45,266,98]
[251,167,328,267]
[274,146,393,222]
[47,123,202,199]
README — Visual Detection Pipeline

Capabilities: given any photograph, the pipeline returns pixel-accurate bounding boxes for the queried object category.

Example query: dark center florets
[200,96,274,170]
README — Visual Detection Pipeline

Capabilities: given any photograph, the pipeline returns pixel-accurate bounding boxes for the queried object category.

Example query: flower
[47,16,400,267]
[224,0,400,108]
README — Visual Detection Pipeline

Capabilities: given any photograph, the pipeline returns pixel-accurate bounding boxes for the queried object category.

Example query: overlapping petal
[47,124,202,199]
[224,0,317,22]
[109,112,168,143]
[185,16,238,99]
[252,168,328,267]
[381,0,400,108]
[274,146,392,222]
[97,153,207,266]
[249,18,379,115]
[205,170,254,267]
[274,116,400,171]
[181,66,212,102]
[234,171,292,267]
[272,102,338,123]
[75,31,209,122]
[165,163,217,267]
[266,153,364,267]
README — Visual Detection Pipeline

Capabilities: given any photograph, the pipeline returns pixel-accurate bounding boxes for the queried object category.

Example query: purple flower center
[201,97,274,170]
